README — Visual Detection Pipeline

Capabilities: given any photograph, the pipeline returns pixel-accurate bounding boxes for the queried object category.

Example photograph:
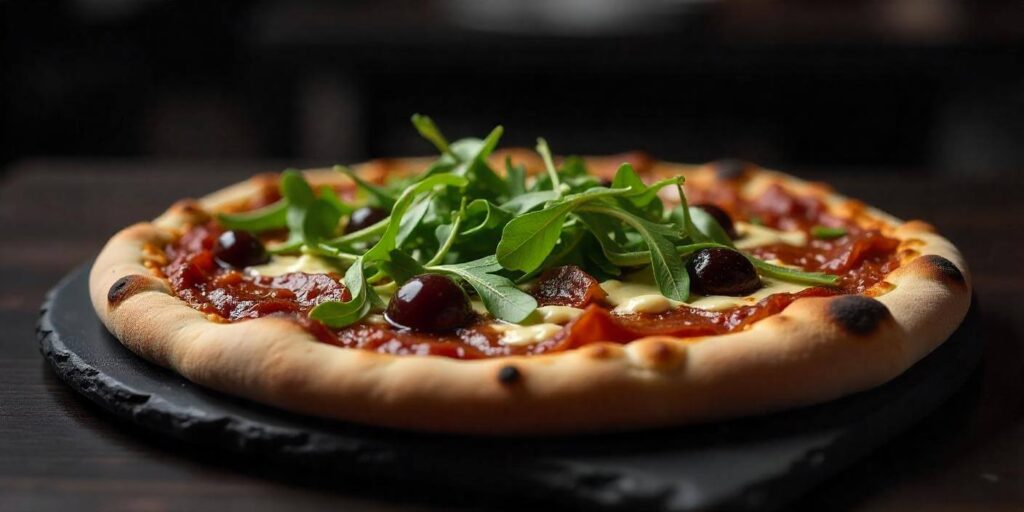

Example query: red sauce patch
[163,223,349,320]
[748,228,899,293]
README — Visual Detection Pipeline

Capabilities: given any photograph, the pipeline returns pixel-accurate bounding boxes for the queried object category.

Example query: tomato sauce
[160,181,901,359]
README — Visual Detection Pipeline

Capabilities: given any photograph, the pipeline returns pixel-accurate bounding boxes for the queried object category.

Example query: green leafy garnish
[811,225,847,240]
[578,204,690,301]
[333,165,396,210]
[496,188,630,273]
[749,258,840,287]
[228,116,843,329]
[309,256,377,327]
[217,200,288,232]
[430,256,537,323]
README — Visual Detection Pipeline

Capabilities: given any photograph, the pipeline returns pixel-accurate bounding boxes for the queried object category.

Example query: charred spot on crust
[920,254,966,285]
[712,158,751,181]
[828,295,892,336]
[497,365,521,385]
[107,275,150,305]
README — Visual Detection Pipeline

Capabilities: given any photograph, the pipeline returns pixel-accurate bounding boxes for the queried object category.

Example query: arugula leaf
[579,204,690,301]
[611,164,679,220]
[611,163,645,194]
[450,126,503,163]
[217,200,288,232]
[515,225,586,283]
[500,190,559,215]
[536,138,562,199]
[560,156,589,177]
[449,127,508,200]
[496,187,632,273]
[460,199,513,236]
[379,249,427,285]
[363,174,468,263]
[426,200,467,266]
[281,169,316,206]
[748,258,840,287]
[504,157,527,197]
[300,199,342,244]
[410,113,451,155]
[395,194,433,248]
[430,256,537,323]
[319,186,354,216]
[308,257,374,328]
[668,181,712,244]
[688,207,735,247]
[495,203,574,273]
[334,165,396,210]
[276,170,320,250]
[811,226,847,239]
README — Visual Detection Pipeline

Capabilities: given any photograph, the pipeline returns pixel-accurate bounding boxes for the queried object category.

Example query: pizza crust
[88,160,972,434]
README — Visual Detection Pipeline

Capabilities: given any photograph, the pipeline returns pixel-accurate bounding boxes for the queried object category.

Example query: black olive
[693,203,738,239]
[214,230,270,268]
[344,206,389,234]
[385,274,474,332]
[686,248,761,296]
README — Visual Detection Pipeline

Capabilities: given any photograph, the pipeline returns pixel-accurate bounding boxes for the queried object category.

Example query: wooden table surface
[2,160,1022,511]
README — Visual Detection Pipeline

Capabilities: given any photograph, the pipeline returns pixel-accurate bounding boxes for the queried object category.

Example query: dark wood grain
[2,159,1022,511]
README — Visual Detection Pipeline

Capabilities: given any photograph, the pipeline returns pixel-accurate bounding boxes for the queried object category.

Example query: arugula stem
[324,218,389,246]
[411,114,452,156]
[308,243,360,264]
[590,240,727,267]
[425,208,465,267]
[536,138,562,199]
[748,258,840,287]
[373,282,397,296]
[367,269,390,285]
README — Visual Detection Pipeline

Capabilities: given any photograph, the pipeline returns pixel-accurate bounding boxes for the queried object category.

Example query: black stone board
[38,263,982,511]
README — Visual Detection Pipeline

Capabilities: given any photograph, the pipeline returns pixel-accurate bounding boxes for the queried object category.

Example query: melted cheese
[602,267,813,313]
[734,222,807,250]
[495,323,564,346]
[536,305,584,324]
[246,254,344,277]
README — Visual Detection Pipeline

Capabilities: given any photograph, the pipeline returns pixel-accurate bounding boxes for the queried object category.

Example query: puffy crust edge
[88,163,972,434]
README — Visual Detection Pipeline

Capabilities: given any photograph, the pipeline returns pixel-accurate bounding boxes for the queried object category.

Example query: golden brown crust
[88,159,972,434]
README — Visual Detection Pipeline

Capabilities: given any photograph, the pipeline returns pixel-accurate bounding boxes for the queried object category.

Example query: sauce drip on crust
[160,180,901,359]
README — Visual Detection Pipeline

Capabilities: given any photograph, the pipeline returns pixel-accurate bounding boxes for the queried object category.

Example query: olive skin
[686,248,761,296]
[693,203,738,239]
[344,206,389,234]
[385,274,475,332]
[214,230,270,268]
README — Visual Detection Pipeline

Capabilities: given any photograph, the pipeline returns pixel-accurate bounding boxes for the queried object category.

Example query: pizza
[89,116,971,434]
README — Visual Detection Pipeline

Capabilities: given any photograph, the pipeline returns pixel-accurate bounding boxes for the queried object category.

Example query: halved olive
[214,230,270,268]
[344,206,388,234]
[687,248,761,296]
[693,203,738,239]
[385,274,475,332]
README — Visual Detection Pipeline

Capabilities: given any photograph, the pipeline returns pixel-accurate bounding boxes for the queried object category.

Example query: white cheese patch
[616,294,675,314]
[687,278,812,311]
[536,305,584,324]
[495,323,564,347]
[602,267,813,313]
[246,254,344,277]
[733,222,807,250]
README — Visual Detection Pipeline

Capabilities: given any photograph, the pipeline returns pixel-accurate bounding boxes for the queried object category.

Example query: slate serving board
[38,264,981,511]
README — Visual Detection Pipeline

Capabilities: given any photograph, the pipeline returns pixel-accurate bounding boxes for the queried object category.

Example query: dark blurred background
[3,0,1024,175]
